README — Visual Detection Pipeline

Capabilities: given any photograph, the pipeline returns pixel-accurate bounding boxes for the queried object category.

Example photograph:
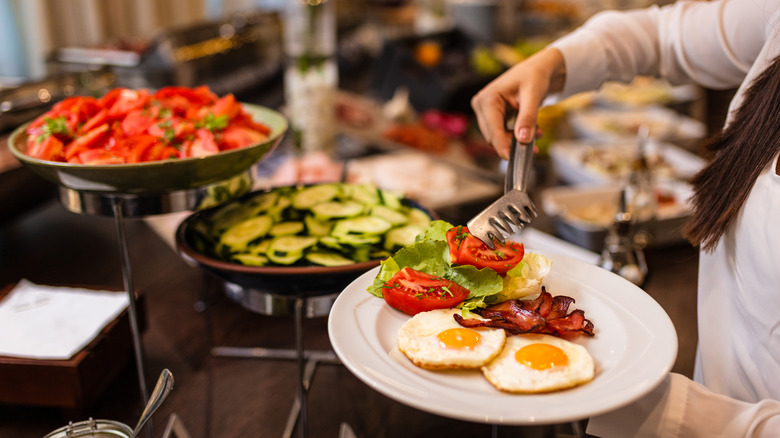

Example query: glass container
[283,0,338,155]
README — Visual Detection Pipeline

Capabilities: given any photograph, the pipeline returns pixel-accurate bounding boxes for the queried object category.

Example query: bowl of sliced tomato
[8,86,287,193]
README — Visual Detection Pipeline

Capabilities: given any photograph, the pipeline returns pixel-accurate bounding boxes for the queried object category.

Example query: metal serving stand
[210,282,341,438]
[58,171,253,409]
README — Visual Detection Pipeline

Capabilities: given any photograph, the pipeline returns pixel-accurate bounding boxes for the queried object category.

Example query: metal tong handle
[506,137,535,194]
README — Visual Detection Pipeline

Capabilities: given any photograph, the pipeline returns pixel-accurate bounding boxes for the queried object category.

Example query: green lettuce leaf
[366,220,504,306]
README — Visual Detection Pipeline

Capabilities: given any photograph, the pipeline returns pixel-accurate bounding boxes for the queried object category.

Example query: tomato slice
[106,89,150,118]
[123,135,158,163]
[220,125,266,150]
[80,108,109,134]
[27,136,65,161]
[64,123,110,161]
[78,149,124,165]
[212,94,241,120]
[445,226,524,275]
[382,267,470,315]
[187,128,219,157]
[121,110,156,136]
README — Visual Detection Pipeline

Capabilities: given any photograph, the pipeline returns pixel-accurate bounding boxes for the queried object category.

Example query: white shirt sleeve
[587,373,780,437]
[549,0,773,97]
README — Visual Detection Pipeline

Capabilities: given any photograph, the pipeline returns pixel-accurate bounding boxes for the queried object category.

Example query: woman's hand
[471,47,566,159]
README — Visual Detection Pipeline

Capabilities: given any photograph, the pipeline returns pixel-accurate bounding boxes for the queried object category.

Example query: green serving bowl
[8,104,287,194]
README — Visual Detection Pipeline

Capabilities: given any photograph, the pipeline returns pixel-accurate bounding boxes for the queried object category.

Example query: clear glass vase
[283,0,338,156]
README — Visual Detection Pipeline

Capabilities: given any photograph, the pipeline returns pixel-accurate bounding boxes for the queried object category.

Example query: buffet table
[0,170,699,437]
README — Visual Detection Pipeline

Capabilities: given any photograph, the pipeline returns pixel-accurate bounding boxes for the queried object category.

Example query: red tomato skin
[27,136,65,161]
[220,125,265,150]
[80,108,109,134]
[445,226,524,275]
[382,267,470,315]
[23,86,272,164]
[106,89,150,118]
[123,135,158,163]
[187,128,220,157]
[212,94,241,119]
[78,149,124,165]
[64,124,110,161]
[121,110,156,136]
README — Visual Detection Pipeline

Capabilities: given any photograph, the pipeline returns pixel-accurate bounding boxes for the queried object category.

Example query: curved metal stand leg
[295,296,309,438]
[112,198,150,405]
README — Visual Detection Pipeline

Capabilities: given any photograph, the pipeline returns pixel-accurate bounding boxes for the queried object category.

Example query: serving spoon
[131,369,175,437]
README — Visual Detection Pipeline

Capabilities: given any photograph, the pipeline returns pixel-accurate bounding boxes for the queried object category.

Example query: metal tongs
[467,136,538,248]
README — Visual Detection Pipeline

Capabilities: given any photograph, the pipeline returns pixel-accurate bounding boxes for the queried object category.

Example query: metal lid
[43,418,133,438]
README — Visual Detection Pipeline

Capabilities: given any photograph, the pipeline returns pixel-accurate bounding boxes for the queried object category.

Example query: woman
[471,1,780,436]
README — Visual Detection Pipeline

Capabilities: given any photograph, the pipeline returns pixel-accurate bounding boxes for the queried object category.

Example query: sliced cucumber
[269,221,305,236]
[232,253,269,266]
[379,189,404,210]
[292,184,340,210]
[318,236,344,250]
[250,238,272,255]
[311,200,364,220]
[269,235,318,254]
[266,194,292,220]
[332,216,393,237]
[267,235,318,265]
[335,233,382,246]
[267,250,303,265]
[407,207,433,227]
[209,202,254,233]
[246,191,279,212]
[218,216,274,252]
[370,205,408,226]
[384,224,426,251]
[345,183,381,205]
[200,182,430,267]
[304,216,333,236]
[305,251,355,267]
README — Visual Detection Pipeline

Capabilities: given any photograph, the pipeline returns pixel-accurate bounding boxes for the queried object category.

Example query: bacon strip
[455,287,595,338]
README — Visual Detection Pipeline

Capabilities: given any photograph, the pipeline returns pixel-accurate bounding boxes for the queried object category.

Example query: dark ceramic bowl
[8,104,287,194]
[175,187,434,296]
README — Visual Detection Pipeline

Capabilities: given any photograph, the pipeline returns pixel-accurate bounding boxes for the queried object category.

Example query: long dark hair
[683,53,780,251]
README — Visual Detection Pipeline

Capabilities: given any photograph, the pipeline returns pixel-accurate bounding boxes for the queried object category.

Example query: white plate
[328,253,678,425]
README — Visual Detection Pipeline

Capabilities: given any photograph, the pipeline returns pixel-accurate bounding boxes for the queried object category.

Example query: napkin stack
[0,280,129,360]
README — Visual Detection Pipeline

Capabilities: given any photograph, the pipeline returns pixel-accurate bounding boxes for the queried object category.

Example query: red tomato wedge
[445,225,524,275]
[27,136,65,161]
[23,85,272,164]
[64,123,110,161]
[382,267,471,315]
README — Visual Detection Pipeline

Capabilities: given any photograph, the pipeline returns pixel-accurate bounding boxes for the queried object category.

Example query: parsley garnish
[38,116,71,142]
[198,113,229,131]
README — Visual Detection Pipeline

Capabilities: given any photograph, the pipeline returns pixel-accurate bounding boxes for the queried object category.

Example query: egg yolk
[515,343,569,370]
[437,328,481,350]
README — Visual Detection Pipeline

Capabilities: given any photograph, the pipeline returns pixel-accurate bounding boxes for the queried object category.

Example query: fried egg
[397,308,506,370]
[481,333,594,393]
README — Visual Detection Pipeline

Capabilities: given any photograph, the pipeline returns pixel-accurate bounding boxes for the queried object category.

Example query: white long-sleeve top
[549,1,780,436]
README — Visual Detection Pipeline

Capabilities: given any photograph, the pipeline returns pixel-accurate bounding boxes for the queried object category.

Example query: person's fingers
[513,76,548,144]
[471,90,514,159]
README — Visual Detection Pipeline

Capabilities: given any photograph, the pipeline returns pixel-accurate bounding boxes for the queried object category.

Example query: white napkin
[0,279,129,360]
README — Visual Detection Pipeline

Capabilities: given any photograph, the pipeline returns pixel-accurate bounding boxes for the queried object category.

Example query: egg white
[481,333,594,393]
[397,308,506,370]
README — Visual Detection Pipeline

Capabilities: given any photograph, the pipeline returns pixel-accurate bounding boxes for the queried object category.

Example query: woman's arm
[552,0,768,97]
[472,0,775,158]
[587,373,780,437]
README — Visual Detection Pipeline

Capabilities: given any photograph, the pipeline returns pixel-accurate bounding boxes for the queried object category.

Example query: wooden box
[0,283,145,411]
